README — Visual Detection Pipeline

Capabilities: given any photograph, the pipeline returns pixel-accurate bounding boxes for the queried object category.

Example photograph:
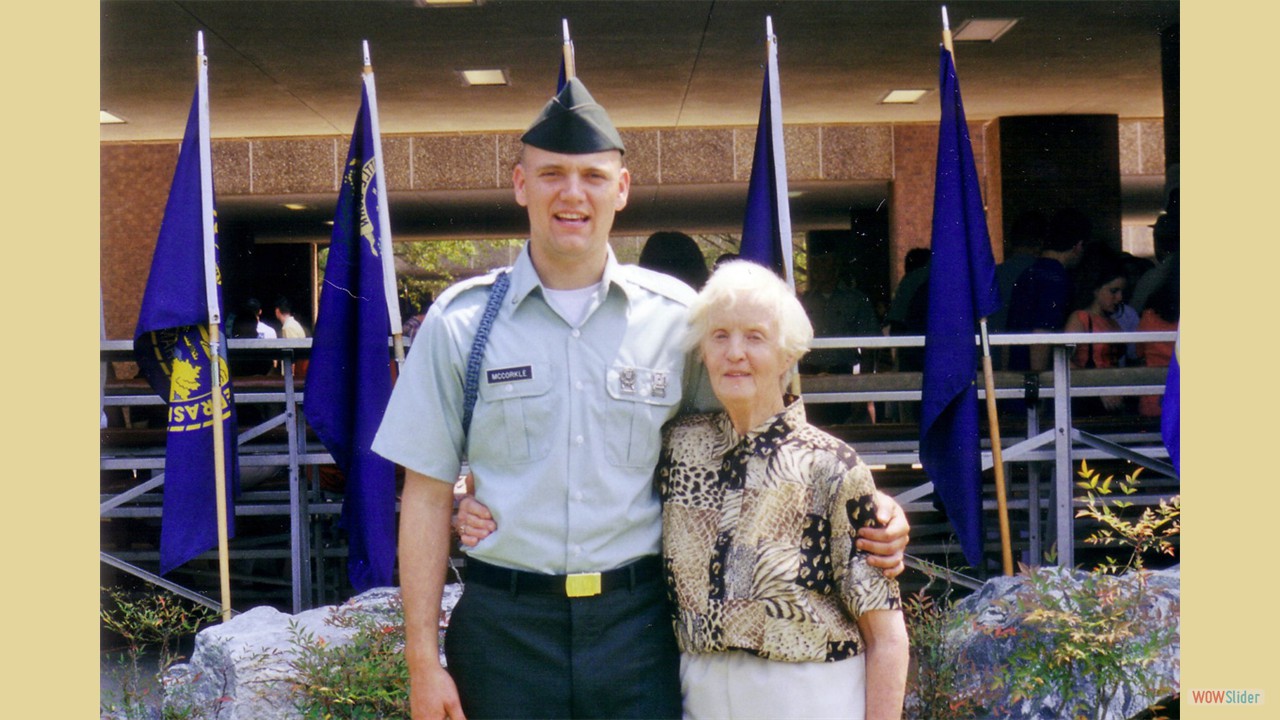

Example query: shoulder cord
[461,271,511,441]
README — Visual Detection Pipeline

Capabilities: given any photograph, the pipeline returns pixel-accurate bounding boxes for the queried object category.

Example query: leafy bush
[988,461,1180,719]
[902,579,992,719]
[287,594,411,719]
[100,588,220,719]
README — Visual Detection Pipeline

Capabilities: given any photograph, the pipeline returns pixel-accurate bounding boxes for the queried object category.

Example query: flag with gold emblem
[305,75,398,593]
[133,89,239,576]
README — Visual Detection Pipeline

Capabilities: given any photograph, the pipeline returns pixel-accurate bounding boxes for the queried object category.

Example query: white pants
[680,650,866,720]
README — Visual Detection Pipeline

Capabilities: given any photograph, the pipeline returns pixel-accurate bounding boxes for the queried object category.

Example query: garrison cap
[521,77,626,155]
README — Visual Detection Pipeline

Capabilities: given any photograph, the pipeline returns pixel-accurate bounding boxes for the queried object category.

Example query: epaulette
[620,264,698,306]
[432,267,511,311]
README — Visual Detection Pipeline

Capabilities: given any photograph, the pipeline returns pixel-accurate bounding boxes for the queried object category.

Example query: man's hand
[409,663,466,720]
[454,494,496,548]
[857,490,910,579]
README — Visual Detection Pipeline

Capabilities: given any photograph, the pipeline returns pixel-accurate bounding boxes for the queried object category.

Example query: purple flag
[919,47,1002,569]
[304,82,399,592]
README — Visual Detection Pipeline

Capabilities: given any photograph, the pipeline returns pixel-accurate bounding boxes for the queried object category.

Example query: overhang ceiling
[101,0,1179,238]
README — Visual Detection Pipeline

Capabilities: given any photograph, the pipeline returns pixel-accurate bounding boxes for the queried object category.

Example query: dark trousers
[444,572,681,719]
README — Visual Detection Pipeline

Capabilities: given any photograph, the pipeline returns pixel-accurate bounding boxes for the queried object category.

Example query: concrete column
[996,115,1122,252]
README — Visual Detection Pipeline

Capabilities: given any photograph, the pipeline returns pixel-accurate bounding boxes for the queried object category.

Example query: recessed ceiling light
[414,0,482,7]
[787,191,805,199]
[953,18,1018,42]
[282,203,310,211]
[459,69,509,87]
[880,89,929,104]
[100,110,126,124]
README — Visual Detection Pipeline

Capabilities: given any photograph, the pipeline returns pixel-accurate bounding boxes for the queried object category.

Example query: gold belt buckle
[565,572,602,598]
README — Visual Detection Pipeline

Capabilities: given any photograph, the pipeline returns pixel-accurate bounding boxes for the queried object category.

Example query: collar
[504,242,631,314]
[717,398,807,458]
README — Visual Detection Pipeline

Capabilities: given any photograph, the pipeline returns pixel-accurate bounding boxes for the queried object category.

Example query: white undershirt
[542,282,602,328]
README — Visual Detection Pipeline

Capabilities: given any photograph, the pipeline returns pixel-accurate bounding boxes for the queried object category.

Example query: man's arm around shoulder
[400,469,467,720]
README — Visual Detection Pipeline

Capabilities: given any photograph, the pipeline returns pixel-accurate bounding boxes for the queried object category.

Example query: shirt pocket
[476,362,555,465]
[605,363,682,468]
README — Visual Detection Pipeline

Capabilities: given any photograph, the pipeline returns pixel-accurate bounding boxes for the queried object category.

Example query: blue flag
[919,47,1002,569]
[133,90,239,576]
[305,82,398,593]
[1162,331,1180,474]
[740,24,793,283]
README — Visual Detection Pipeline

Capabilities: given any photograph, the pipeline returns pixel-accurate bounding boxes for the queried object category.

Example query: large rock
[163,585,461,720]
[932,566,1180,719]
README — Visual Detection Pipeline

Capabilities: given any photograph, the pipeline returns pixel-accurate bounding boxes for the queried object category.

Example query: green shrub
[100,587,220,719]
[287,595,411,719]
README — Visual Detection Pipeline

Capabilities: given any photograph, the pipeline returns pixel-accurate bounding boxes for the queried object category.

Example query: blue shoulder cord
[461,270,511,441]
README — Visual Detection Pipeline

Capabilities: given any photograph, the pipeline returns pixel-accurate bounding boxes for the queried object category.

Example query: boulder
[163,585,461,720]
[927,566,1180,719]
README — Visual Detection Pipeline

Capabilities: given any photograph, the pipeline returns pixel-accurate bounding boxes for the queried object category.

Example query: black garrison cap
[521,77,626,155]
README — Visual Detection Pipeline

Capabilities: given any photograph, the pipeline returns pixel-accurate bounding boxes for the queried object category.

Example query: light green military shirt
[372,244,715,574]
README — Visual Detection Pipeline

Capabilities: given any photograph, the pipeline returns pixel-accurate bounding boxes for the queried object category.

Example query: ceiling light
[100,110,126,124]
[880,89,928,104]
[282,203,310,211]
[414,0,482,7]
[459,69,509,87]
[953,18,1018,42]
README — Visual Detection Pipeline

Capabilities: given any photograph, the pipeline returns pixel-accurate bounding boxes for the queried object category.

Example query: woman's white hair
[684,260,814,366]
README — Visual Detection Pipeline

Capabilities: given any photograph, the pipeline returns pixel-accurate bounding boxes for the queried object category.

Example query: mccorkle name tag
[487,365,533,383]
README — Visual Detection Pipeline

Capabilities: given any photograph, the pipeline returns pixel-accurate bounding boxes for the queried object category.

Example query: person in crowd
[1113,252,1154,366]
[662,261,908,719]
[638,230,710,290]
[800,249,882,425]
[237,296,277,340]
[989,210,1046,338]
[1063,249,1128,414]
[1131,212,1180,315]
[1005,208,1089,371]
[229,298,275,377]
[885,247,931,374]
[1136,279,1179,417]
[372,76,911,720]
[274,296,307,339]
[713,252,740,270]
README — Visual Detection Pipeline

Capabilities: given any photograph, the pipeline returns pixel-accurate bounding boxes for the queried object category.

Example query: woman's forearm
[860,609,909,720]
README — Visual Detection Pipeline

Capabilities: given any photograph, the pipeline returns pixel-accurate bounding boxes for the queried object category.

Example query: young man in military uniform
[373,77,910,720]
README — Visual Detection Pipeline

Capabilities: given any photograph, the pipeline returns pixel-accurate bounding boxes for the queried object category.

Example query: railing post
[1052,344,1074,568]
[282,353,307,612]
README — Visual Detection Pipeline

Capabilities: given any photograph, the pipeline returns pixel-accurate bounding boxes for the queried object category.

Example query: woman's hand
[453,494,496,547]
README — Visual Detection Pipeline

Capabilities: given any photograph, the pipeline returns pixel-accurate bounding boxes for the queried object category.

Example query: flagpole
[942,5,955,58]
[363,41,405,365]
[942,7,1013,575]
[764,17,794,291]
[197,31,234,620]
[562,19,576,80]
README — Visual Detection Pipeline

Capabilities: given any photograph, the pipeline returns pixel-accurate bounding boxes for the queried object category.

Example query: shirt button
[575,381,584,390]
[571,329,581,338]
[505,385,514,393]
[573,491,584,502]
[575,435,585,445]
[573,545,583,555]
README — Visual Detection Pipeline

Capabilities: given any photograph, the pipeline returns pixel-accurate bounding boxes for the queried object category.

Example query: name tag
[487,365,533,383]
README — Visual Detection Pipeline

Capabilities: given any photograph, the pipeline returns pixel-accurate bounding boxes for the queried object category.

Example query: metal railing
[101,330,1178,606]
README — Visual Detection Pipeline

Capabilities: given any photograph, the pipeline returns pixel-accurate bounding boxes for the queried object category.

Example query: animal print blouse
[658,400,900,663]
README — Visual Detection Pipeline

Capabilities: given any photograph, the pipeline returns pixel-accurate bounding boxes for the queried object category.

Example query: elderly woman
[660,261,907,719]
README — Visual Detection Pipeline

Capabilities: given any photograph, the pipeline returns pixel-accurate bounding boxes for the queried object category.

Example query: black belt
[464,556,663,598]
